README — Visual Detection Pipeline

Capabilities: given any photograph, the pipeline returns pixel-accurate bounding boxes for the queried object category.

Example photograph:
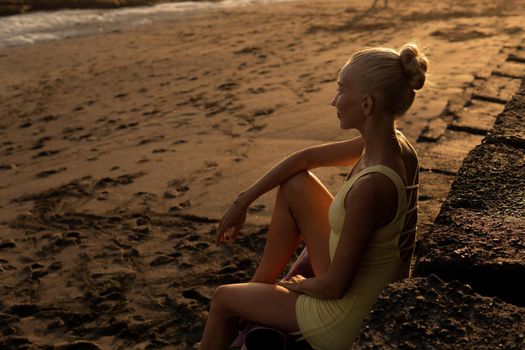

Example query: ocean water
[0,0,298,48]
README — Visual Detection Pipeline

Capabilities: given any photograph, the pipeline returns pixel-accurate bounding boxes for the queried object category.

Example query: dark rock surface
[414,74,525,306]
[438,142,524,217]
[352,276,525,350]
[487,79,525,149]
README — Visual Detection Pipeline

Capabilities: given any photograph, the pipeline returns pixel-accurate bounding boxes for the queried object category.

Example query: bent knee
[280,171,331,201]
[211,284,234,311]
[280,170,313,196]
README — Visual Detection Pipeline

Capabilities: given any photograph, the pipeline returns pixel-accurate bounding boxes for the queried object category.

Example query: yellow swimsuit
[290,164,419,350]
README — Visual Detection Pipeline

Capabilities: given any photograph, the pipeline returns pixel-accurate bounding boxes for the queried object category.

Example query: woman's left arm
[277,174,397,299]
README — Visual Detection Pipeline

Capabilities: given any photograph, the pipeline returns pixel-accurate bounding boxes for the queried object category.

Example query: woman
[199,42,428,350]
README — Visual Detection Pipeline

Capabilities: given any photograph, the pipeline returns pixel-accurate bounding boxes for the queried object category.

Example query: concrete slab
[352,276,525,350]
[508,50,525,63]
[417,131,484,175]
[450,99,504,134]
[417,117,450,142]
[494,60,525,79]
[472,75,522,104]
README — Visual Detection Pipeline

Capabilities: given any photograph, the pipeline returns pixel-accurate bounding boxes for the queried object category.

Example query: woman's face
[330,65,366,130]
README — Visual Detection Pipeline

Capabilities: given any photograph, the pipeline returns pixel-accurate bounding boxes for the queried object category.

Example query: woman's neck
[359,115,400,163]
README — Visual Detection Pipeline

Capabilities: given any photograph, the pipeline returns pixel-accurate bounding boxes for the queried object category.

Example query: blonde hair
[346,42,429,117]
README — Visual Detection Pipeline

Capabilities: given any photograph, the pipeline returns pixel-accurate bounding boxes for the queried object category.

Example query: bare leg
[252,171,333,284]
[200,171,332,349]
[200,283,299,350]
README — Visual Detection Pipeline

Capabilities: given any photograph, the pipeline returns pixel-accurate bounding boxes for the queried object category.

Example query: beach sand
[1,0,525,348]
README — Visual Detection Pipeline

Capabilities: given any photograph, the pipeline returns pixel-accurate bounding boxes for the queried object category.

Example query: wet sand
[1,0,525,348]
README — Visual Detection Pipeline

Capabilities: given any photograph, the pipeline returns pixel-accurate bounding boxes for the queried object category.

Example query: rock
[414,142,525,305]
[353,277,525,349]
[486,80,525,149]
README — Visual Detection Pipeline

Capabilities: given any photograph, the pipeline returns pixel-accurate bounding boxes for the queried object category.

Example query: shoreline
[0,0,220,17]
[0,0,299,48]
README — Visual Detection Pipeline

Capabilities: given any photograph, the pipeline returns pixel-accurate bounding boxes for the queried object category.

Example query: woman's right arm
[237,136,365,209]
[216,136,364,243]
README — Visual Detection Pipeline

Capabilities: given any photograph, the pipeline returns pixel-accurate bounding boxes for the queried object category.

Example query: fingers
[216,217,230,245]
[231,225,239,242]
[215,209,245,245]
[215,224,239,245]
[276,279,300,293]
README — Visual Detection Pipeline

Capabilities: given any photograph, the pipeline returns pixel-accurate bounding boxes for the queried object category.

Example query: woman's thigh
[212,282,300,333]
[281,171,334,275]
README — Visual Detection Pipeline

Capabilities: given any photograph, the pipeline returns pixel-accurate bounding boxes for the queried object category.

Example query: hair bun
[399,43,428,90]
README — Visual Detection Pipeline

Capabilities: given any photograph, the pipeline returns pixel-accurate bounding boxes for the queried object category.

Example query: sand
[1,0,525,348]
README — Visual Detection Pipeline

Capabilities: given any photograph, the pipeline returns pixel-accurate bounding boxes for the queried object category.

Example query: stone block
[508,49,525,63]
[441,143,525,215]
[494,60,525,79]
[487,81,525,149]
[417,117,449,142]
[449,100,504,134]
[352,276,525,350]
[414,143,525,305]
[417,131,484,175]
[472,75,522,104]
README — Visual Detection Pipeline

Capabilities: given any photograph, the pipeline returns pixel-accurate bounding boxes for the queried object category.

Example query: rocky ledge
[413,78,525,306]
[352,276,525,350]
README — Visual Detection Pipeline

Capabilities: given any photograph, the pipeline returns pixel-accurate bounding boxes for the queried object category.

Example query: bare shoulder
[343,173,398,228]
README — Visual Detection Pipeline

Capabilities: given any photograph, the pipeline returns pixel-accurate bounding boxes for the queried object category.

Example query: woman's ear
[362,95,374,116]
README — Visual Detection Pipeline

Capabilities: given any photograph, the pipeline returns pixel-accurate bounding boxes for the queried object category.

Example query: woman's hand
[215,199,248,245]
[276,274,306,294]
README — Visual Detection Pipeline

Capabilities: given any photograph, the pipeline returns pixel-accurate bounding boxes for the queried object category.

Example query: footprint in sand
[218,82,237,91]
[0,240,16,250]
[19,120,32,129]
[55,340,102,350]
[168,178,190,193]
[40,115,59,124]
[182,289,209,303]
[150,255,175,267]
[137,134,164,145]
[36,167,67,178]
[32,149,60,159]
[31,136,52,150]
[179,200,191,209]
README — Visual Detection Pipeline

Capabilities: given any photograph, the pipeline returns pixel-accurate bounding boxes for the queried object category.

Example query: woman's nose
[330,95,337,107]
